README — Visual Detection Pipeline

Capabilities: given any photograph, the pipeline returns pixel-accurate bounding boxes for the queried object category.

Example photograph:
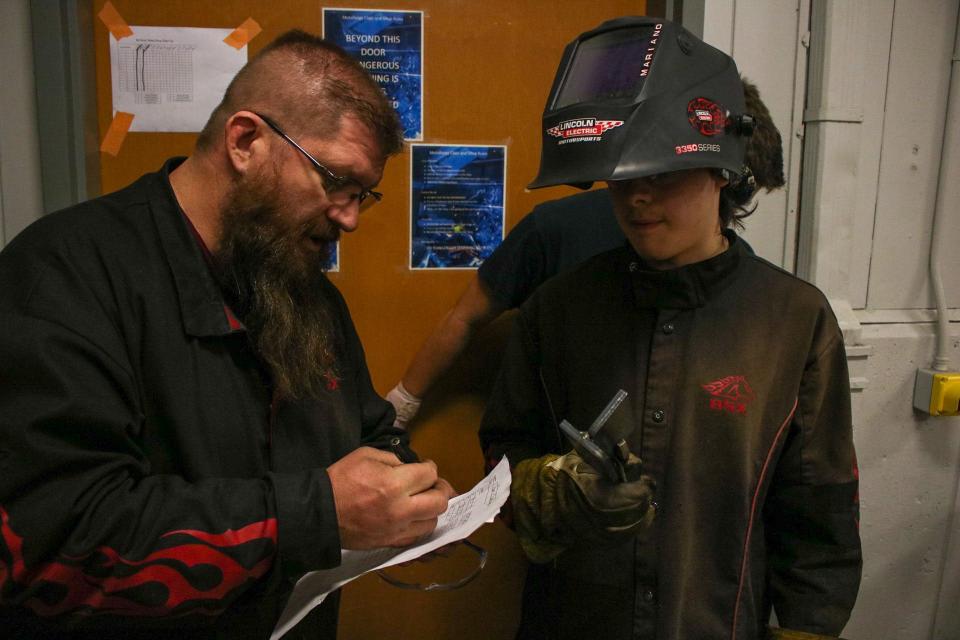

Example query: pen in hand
[383,436,463,565]
[389,436,420,464]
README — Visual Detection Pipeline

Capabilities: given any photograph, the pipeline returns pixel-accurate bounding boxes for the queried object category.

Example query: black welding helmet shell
[528,17,751,190]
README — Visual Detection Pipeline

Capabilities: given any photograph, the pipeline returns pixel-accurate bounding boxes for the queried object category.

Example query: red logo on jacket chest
[702,375,755,414]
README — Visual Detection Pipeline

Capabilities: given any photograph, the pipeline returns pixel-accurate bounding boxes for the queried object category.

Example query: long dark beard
[212,169,339,400]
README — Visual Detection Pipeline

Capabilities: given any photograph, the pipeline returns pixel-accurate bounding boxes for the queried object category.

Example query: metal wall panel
[702,0,735,54]
[797,0,872,300]
[701,0,805,270]
[730,0,806,268]
[30,0,101,213]
[0,0,44,247]
[867,0,960,310]
[849,1,896,308]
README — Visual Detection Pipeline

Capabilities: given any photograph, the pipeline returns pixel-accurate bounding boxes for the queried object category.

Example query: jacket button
[629,261,639,272]
[662,322,675,334]
[643,589,655,602]
[652,409,665,423]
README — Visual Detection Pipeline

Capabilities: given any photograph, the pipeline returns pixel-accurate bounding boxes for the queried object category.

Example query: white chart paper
[271,457,511,640]
[109,26,247,132]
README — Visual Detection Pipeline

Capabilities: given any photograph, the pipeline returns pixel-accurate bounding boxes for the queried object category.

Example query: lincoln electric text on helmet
[529,17,755,190]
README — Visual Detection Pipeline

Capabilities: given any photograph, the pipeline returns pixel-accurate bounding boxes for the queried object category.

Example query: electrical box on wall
[913,369,960,416]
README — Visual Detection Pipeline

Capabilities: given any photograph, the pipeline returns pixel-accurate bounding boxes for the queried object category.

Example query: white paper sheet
[270,457,511,640]
[109,26,247,132]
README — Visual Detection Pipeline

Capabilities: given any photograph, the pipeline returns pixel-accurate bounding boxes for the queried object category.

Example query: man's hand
[328,447,455,549]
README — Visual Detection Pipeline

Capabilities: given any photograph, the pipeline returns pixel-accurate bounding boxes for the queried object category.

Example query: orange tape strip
[98,1,133,41]
[224,18,262,49]
[100,112,135,156]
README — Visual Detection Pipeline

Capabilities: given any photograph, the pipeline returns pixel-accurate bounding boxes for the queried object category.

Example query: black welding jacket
[480,233,861,640]
[0,159,403,639]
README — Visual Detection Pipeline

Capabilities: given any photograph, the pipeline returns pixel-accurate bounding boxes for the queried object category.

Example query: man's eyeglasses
[254,112,383,209]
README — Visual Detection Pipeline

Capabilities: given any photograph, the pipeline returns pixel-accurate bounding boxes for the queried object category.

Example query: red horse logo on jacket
[702,375,755,414]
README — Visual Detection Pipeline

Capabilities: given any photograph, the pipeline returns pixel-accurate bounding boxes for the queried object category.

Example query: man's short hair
[196,30,403,157]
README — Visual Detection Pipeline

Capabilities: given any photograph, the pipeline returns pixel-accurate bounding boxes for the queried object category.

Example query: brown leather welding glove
[551,450,655,541]
[511,452,656,564]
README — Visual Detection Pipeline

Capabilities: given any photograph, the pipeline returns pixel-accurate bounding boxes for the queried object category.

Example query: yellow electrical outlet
[913,369,960,416]
[930,373,960,416]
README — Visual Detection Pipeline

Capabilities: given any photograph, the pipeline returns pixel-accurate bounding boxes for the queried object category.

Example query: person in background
[386,128,757,429]
[479,16,860,640]
[0,30,454,640]
[386,188,620,427]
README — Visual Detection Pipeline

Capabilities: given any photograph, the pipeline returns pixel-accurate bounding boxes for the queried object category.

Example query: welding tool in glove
[511,450,655,564]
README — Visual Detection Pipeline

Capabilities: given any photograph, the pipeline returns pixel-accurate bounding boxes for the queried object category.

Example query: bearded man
[0,30,454,640]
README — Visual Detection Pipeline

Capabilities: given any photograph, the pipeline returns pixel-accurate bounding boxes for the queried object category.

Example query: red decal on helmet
[546,118,624,144]
[687,98,727,137]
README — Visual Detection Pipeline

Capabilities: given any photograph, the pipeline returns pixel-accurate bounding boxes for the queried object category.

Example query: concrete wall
[851,324,960,639]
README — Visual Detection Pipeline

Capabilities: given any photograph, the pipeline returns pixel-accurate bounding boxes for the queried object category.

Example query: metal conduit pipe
[930,8,960,372]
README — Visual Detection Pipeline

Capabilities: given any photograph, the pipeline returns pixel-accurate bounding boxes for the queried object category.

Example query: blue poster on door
[410,144,506,270]
[323,8,423,140]
[323,242,338,273]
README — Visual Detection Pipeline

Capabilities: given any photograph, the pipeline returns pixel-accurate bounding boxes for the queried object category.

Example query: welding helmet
[528,16,755,190]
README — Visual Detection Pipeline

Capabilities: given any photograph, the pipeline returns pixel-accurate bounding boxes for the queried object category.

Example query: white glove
[386,382,422,428]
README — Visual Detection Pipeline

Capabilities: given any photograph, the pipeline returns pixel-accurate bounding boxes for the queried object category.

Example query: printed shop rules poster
[323,8,423,140]
[410,144,506,270]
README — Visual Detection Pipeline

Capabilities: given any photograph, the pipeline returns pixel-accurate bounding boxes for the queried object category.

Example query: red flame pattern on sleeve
[0,506,277,617]
[0,506,27,587]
